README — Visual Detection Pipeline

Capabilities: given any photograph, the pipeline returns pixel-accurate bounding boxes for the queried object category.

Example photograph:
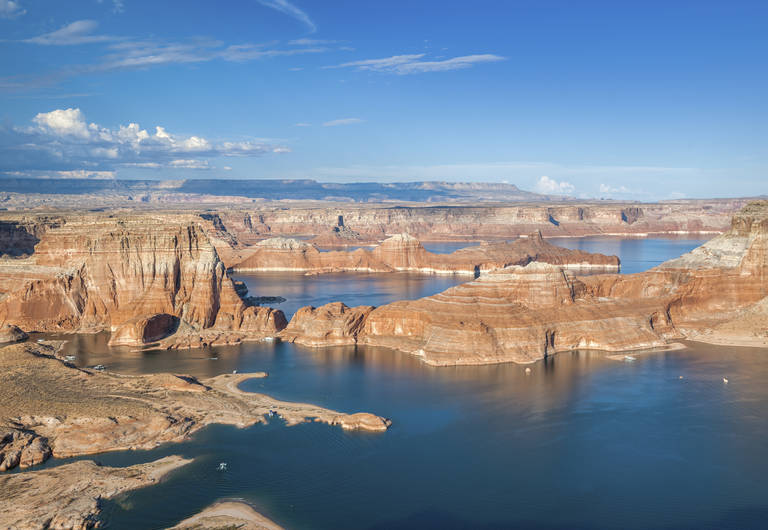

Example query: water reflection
[35,340,768,530]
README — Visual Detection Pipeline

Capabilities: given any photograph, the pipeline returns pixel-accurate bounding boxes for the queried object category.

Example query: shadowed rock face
[108,313,179,346]
[0,214,286,346]
[233,231,620,275]
[284,202,768,365]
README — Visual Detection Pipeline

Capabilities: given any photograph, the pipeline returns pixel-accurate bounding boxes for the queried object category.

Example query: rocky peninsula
[284,201,768,364]
[0,341,390,475]
[232,230,620,275]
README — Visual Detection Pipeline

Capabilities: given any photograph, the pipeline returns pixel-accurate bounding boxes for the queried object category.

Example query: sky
[0,0,766,200]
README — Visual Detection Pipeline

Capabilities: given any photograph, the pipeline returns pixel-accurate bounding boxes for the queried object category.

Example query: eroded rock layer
[233,231,620,275]
[214,199,742,245]
[0,213,287,347]
[290,201,768,365]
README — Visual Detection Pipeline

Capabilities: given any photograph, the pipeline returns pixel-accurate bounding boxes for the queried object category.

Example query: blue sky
[0,0,765,200]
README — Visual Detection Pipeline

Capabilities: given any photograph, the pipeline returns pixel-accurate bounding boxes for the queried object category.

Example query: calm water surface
[37,236,768,530]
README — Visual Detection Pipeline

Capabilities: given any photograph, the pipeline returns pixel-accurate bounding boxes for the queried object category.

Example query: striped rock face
[0,214,286,345]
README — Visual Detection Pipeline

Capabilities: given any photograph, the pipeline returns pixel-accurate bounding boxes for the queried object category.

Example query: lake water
[35,235,768,530]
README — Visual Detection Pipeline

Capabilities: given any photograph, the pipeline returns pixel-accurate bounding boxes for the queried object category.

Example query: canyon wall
[289,201,768,365]
[214,199,744,244]
[0,213,286,347]
[232,231,620,275]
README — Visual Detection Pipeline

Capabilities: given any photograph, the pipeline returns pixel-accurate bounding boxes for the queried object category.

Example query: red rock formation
[0,214,286,347]
[214,199,742,243]
[280,302,374,346]
[289,201,767,365]
[233,231,620,275]
[359,262,675,365]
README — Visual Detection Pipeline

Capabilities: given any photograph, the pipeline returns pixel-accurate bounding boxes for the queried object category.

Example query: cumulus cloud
[328,53,505,75]
[0,0,25,18]
[256,0,316,33]
[535,176,575,195]
[24,20,114,46]
[1,108,288,174]
[322,118,363,127]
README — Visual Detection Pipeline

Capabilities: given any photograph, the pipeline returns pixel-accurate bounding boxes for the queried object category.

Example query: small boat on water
[623,355,637,362]
[217,462,227,471]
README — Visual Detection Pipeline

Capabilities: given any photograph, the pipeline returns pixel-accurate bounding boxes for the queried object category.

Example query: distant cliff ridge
[0,178,558,203]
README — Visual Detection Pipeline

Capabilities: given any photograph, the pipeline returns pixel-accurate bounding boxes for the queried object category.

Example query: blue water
[37,235,768,530]
[546,236,711,274]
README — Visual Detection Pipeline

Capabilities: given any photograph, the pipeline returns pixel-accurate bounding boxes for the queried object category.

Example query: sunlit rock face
[331,202,768,364]
[233,230,620,275]
[280,302,374,346]
[0,214,286,345]
[215,200,742,243]
[359,262,673,365]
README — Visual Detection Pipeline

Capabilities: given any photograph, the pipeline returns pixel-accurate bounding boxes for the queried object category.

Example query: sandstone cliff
[214,199,742,244]
[285,201,768,365]
[0,214,286,347]
[233,231,620,275]
[280,302,374,346]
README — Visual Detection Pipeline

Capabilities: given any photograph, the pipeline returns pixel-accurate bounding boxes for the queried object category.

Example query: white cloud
[0,0,25,18]
[24,20,114,46]
[3,108,287,173]
[33,108,92,139]
[294,122,311,127]
[535,176,575,195]
[322,118,363,127]
[328,53,505,75]
[256,0,316,33]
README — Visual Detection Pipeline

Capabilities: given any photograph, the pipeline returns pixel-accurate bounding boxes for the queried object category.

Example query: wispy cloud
[256,0,316,33]
[0,108,288,174]
[322,118,363,127]
[328,53,505,75]
[23,20,115,45]
[0,0,25,19]
[294,122,312,127]
[6,26,341,90]
[220,43,327,62]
